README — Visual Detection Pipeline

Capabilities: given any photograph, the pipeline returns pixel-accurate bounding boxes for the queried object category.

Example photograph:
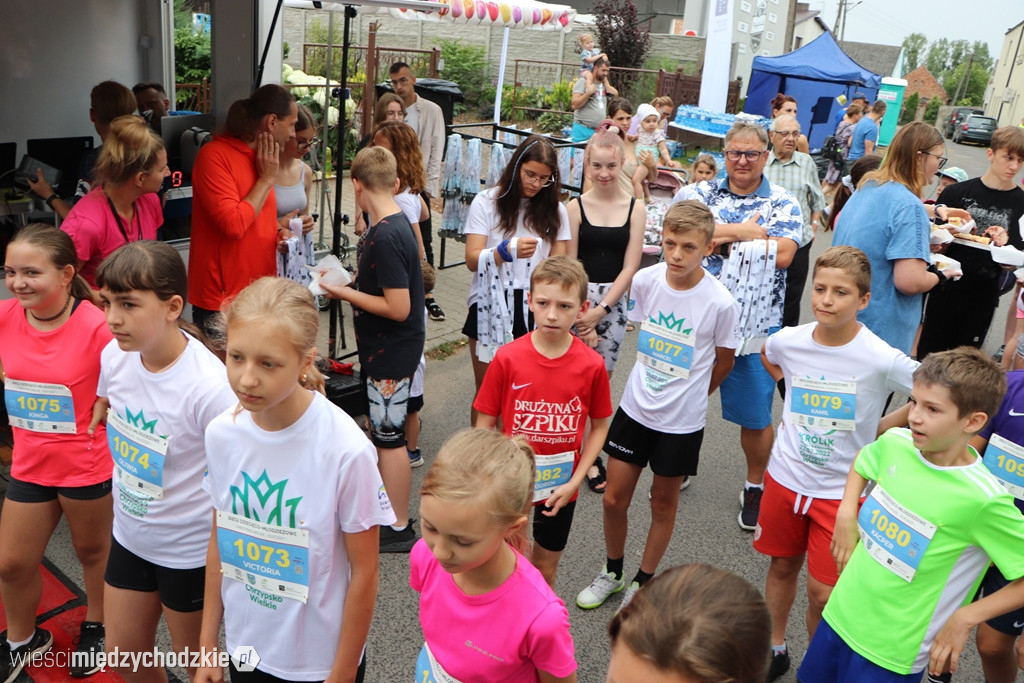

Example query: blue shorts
[799,618,924,683]
[978,564,1024,636]
[571,121,596,143]
[719,335,779,430]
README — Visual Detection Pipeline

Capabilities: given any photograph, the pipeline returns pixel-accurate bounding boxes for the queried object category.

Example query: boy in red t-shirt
[475,255,613,587]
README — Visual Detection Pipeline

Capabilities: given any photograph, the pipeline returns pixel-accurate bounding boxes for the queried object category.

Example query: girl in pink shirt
[0,224,113,681]
[412,429,577,683]
[61,115,169,287]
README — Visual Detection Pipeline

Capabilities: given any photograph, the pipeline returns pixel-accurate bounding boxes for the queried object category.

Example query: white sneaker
[617,581,640,613]
[576,566,625,609]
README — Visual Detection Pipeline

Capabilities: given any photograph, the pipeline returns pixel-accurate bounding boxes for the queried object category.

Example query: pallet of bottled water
[672,106,770,137]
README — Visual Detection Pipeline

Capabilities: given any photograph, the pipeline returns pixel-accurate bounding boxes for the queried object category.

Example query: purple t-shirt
[980,370,1024,515]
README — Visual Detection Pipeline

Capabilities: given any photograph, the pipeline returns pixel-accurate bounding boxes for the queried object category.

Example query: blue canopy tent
[744,32,881,151]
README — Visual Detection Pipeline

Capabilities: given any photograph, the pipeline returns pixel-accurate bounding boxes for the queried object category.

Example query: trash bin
[375,78,465,128]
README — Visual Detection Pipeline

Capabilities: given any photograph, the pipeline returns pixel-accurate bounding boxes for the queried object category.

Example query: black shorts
[978,564,1024,636]
[532,500,577,552]
[5,476,112,502]
[104,537,205,613]
[229,655,365,683]
[407,395,424,414]
[603,408,704,478]
[462,292,534,341]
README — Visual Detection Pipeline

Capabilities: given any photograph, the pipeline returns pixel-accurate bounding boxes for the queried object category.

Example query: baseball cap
[937,167,968,184]
[851,92,868,102]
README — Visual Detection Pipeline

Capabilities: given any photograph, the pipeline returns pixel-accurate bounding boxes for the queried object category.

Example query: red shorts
[752,471,841,586]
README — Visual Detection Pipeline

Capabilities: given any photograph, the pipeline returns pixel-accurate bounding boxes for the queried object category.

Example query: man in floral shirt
[672,121,802,532]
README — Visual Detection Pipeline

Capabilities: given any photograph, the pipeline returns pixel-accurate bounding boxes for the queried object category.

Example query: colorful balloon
[512,5,522,23]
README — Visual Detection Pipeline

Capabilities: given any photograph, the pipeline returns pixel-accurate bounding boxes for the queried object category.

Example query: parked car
[943,107,984,139]
[953,115,997,145]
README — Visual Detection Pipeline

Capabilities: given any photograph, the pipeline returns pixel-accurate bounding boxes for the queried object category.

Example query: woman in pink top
[413,429,577,683]
[0,225,114,681]
[61,115,169,287]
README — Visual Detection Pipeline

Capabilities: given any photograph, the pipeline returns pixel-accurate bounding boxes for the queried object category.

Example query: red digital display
[171,171,182,188]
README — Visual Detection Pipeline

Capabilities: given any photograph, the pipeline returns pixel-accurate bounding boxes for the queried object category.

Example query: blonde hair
[859,121,942,198]
[420,429,535,554]
[530,255,588,304]
[584,130,625,167]
[218,277,324,394]
[663,200,714,243]
[609,563,770,683]
[578,33,594,44]
[93,115,165,186]
[351,146,397,193]
[692,153,717,177]
[813,245,871,296]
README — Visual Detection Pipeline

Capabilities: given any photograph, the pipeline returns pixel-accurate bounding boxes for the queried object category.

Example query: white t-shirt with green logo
[823,428,1024,674]
[203,392,396,679]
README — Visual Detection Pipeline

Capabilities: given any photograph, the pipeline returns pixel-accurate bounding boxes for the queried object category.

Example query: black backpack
[821,135,844,163]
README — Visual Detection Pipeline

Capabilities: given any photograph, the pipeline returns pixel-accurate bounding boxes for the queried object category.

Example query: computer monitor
[0,143,16,188]
[161,113,214,187]
[26,136,95,198]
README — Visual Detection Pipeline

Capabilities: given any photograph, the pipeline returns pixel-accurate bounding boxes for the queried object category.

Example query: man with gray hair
[671,121,802,531]
[766,114,826,327]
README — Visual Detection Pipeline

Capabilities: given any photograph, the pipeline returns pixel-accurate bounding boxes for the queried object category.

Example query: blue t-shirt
[848,117,878,161]
[833,181,930,354]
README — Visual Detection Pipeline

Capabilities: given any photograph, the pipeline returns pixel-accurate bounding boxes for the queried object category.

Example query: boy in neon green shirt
[800,347,1024,682]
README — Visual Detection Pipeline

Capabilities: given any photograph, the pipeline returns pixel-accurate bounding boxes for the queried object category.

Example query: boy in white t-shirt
[576,200,739,611]
[755,245,918,680]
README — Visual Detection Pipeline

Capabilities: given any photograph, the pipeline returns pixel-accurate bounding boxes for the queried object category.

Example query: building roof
[838,40,903,79]
[794,7,819,25]
[903,65,948,103]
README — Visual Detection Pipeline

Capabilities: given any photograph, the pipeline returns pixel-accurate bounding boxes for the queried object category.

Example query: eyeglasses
[921,150,948,169]
[773,131,801,138]
[297,137,319,151]
[660,109,673,118]
[522,169,555,187]
[724,150,767,162]
[389,76,411,87]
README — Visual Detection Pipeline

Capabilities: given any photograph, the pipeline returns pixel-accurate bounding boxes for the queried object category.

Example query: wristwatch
[44,194,58,209]
[598,302,612,314]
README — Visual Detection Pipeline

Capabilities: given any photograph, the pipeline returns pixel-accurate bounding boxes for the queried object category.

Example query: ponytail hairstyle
[224,84,296,142]
[94,240,212,349]
[9,223,93,302]
[92,115,165,186]
[216,277,325,394]
[609,563,771,683]
[584,129,625,169]
[420,429,535,554]
[493,135,563,243]
[770,93,798,116]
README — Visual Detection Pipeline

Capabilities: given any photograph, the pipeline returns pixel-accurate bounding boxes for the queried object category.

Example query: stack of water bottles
[673,106,770,137]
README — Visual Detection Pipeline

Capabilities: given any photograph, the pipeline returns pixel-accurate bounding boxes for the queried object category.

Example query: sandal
[586,456,607,493]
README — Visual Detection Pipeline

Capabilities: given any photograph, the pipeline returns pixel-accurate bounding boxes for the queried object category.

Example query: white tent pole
[493,26,510,127]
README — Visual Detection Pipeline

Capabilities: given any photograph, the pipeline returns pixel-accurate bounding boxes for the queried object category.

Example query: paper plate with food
[950,231,992,250]
[930,226,954,245]
[930,253,963,280]
[942,217,978,234]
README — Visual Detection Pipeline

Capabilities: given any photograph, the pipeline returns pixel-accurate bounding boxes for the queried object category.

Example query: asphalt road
[7,128,1023,682]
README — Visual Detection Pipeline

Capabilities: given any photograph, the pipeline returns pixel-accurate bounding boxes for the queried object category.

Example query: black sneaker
[380,523,418,553]
[425,299,446,322]
[1,627,53,683]
[69,621,104,677]
[768,649,791,681]
[738,486,763,531]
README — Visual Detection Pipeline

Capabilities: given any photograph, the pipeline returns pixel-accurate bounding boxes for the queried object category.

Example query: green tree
[438,40,487,107]
[901,33,927,75]
[923,95,942,124]
[899,92,919,125]
[925,38,951,76]
[970,41,993,71]
[943,61,989,106]
[173,0,210,95]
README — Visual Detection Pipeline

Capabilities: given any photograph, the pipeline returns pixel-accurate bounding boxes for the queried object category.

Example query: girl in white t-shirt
[413,429,577,682]
[93,240,236,682]
[463,135,572,420]
[196,277,395,683]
